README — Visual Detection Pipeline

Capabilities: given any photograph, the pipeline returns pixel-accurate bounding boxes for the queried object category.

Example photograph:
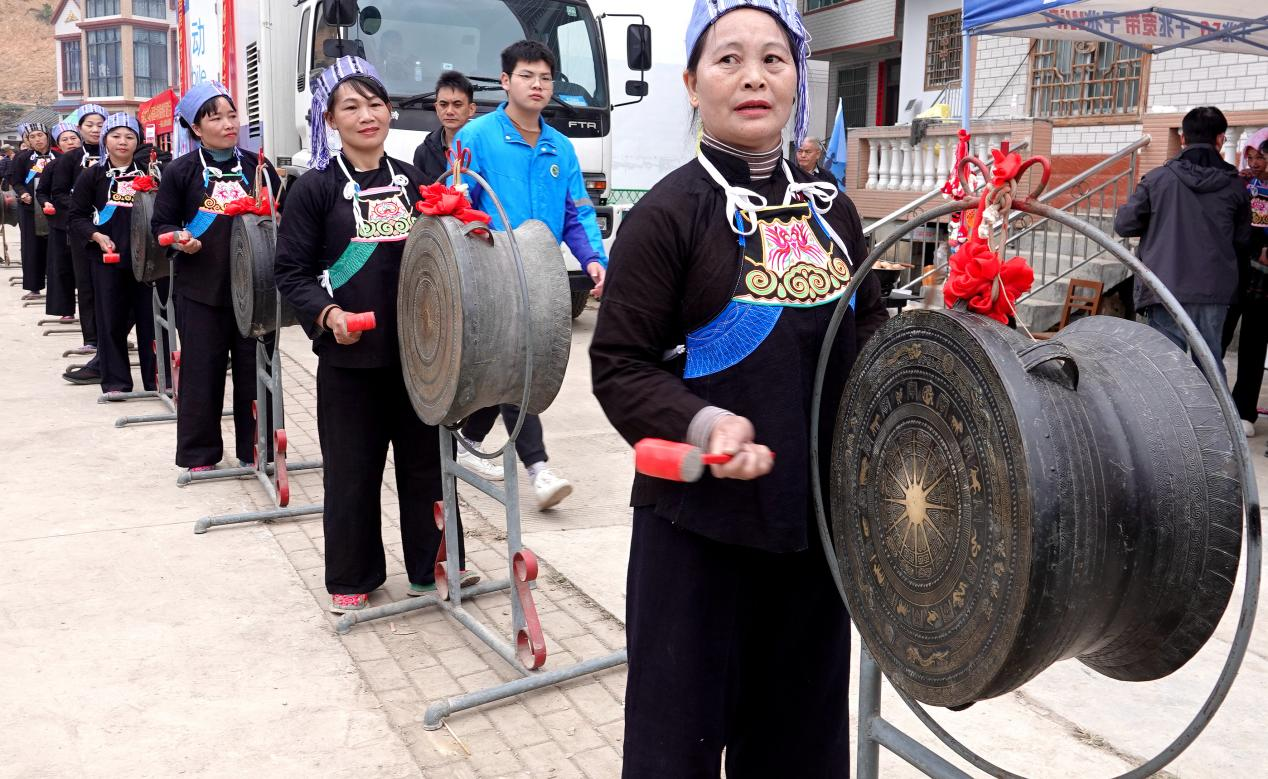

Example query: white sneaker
[1242,419,1255,438]
[532,468,573,510]
[457,448,504,481]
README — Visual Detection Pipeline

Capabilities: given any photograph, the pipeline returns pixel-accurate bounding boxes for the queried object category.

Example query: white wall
[801,0,898,53]
[898,0,960,123]
[971,36,1031,120]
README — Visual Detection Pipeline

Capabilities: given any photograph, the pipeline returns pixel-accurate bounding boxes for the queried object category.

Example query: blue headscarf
[176,80,234,130]
[74,104,108,126]
[52,122,80,144]
[308,56,385,171]
[17,122,49,139]
[103,113,141,139]
[685,0,813,145]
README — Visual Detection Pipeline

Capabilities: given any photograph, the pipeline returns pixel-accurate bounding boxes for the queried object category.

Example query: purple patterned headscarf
[685,0,813,145]
[103,112,141,139]
[309,56,386,170]
[74,104,108,126]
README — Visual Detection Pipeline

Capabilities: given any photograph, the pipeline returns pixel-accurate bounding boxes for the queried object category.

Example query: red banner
[137,88,177,135]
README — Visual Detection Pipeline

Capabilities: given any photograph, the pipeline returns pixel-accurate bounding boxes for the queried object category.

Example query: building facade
[53,0,179,116]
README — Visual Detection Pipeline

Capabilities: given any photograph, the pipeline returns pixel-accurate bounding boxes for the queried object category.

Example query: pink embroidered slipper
[330,593,369,613]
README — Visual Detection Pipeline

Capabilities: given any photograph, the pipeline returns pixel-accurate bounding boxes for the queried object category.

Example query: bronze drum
[131,191,169,282]
[830,308,1241,708]
[230,213,296,337]
[397,216,571,427]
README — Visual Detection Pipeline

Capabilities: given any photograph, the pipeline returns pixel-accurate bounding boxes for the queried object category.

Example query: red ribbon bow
[416,183,492,226]
[131,175,157,193]
[223,186,274,217]
[943,227,1034,324]
[989,148,1023,187]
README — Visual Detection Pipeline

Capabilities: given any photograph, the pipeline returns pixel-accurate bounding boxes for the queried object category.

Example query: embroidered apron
[663,156,862,548]
[94,165,143,227]
[184,149,252,238]
[321,158,416,294]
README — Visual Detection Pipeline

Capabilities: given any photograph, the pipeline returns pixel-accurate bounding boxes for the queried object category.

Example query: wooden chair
[1032,278,1104,340]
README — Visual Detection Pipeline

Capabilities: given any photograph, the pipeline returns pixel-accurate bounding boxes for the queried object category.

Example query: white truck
[191,0,651,317]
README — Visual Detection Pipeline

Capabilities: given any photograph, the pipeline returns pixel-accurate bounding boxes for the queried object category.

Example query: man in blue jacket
[452,39,607,509]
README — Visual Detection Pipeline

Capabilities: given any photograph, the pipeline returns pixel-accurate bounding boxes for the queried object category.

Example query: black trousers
[317,362,465,594]
[91,260,157,393]
[69,239,98,346]
[462,405,548,467]
[174,295,263,467]
[18,204,47,293]
[44,226,76,315]
[1232,303,1268,423]
[623,509,851,779]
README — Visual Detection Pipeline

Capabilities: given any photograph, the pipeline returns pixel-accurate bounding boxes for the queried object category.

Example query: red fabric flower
[990,149,1023,187]
[943,236,1034,324]
[131,175,157,193]
[415,183,492,226]
[223,196,273,217]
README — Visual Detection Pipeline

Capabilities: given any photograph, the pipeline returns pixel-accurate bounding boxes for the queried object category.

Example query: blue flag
[825,98,847,191]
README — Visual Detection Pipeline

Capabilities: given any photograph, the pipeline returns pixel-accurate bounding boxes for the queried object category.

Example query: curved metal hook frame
[440,168,536,462]
[809,197,1262,779]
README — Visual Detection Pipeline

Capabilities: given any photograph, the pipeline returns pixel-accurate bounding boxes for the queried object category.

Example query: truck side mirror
[324,38,366,60]
[625,81,648,98]
[324,0,360,28]
[626,24,652,72]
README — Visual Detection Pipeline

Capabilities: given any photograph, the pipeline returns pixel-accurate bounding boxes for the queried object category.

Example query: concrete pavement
[1,219,1266,777]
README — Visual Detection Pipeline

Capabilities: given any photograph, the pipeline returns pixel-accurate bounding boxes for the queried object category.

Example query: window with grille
[86,0,120,17]
[133,0,167,19]
[925,11,962,90]
[838,65,869,129]
[62,40,82,93]
[134,27,169,99]
[87,28,122,97]
[1030,39,1145,119]
[805,0,847,10]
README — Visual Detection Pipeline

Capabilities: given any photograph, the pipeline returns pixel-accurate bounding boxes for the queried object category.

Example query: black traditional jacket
[151,147,280,307]
[591,145,889,552]
[274,153,427,369]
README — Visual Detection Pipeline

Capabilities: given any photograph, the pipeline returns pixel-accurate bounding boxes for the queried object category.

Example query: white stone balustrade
[860,131,1012,192]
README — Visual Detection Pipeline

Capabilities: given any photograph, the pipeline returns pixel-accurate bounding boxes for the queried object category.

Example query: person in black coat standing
[1114,106,1252,381]
[151,81,281,474]
[412,70,477,182]
[275,57,469,614]
[53,104,110,378]
[11,122,58,300]
[38,122,83,320]
[67,113,158,396]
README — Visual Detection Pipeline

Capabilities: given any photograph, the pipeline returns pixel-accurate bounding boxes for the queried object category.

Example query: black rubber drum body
[830,308,1241,708]
[397,215,570,427]
[230,213,296,337]
[131,191,169,282]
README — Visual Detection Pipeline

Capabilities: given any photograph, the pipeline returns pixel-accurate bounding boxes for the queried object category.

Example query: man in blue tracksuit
[453,39,607,510]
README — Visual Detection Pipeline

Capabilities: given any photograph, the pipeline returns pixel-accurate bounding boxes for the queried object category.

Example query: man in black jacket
[1115,106,1252,379]
[412,71,476,182]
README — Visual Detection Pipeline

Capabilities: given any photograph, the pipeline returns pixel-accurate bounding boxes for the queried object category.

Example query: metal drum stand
[810,192,1262,778]
[191,175,322,532]
[335,168,626,729]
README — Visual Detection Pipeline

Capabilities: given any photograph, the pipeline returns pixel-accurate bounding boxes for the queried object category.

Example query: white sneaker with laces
[533,468,573,510]
[1242,419,1255,438]
[457,448,504,481]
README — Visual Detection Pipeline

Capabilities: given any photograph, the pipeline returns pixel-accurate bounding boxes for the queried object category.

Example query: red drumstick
[42,202,56,215]
[634,438,734,483]
[157,231,188,246]
[102,251,120,264]
[345,312,376,332]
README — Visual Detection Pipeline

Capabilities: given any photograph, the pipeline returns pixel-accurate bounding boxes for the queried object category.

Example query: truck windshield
[314,0,608,109]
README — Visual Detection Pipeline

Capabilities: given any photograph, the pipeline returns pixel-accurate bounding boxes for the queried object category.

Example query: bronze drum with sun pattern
[830,308,1242,709]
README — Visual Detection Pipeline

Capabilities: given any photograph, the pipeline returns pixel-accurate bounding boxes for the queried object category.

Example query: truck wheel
[571,289,590,319]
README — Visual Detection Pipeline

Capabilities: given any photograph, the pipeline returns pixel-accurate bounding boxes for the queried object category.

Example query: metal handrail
[893,134,1151,293]
[862,140,1030,238]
